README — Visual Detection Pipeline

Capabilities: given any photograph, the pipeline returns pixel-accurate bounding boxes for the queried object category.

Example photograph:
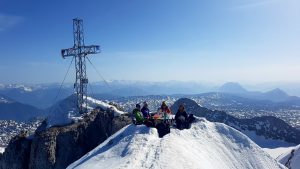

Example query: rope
[48,57,74,115]
[88,82,96,99]
[86,57,111,88]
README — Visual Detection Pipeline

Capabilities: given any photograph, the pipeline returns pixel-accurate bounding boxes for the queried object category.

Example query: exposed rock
[0,109,131,169]
[0,133,32,169]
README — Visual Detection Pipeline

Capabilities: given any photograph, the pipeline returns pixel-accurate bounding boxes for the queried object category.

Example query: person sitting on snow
[175,104,188,130]
[141,102,150,119]
[132,104,144,125]
[159,101,172,117]
[153,101,172,137]
[175,104,196,130]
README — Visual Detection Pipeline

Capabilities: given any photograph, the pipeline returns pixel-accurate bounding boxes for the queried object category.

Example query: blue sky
[0,0,299,84]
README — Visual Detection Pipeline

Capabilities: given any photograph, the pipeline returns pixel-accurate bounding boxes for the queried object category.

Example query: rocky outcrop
[0,110,131,169]
[0,133,31,169]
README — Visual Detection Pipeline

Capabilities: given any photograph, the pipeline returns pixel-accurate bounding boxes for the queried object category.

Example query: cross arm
[81,45,101,55]
[61,48,76,58]
[61,45,100,58]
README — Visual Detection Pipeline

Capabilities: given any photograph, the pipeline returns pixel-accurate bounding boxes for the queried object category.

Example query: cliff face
[0,110,131,169]
[0,134,32,169]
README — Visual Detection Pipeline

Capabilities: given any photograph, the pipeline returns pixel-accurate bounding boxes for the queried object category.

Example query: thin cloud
[0,14,24,31]
[228,0,279,10]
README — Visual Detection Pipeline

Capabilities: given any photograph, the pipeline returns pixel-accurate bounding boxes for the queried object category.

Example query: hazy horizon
[1,80,300,96]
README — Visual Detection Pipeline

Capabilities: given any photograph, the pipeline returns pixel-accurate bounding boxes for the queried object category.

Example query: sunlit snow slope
[68,118,285,169]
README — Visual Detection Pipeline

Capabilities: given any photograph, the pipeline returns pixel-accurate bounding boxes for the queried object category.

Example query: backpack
[156,122,170,138]
[133,109,144,124]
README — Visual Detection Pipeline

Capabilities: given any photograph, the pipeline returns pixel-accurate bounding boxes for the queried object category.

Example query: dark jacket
[141,107,150,118]
[175,110,188,121]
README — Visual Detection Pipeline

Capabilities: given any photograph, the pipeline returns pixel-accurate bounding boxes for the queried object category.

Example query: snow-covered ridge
[277,144,300,169]
[264,146,296,160]
[86,97,125,116]
[46,96,126,128]
[68,118,285,169]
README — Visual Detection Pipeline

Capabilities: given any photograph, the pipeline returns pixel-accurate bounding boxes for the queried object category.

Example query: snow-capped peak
[67,118,285,169]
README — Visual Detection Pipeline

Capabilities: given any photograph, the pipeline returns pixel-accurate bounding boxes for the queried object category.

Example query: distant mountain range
[0,82,207,108]
[0,94,43,122]
[0,84,72,109]
[1,81,300,108]
[1,81,300,124]
[191,92,300,111]
[218,82,293,102]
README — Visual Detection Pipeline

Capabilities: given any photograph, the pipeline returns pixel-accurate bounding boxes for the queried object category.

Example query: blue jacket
[141,107,150,118]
